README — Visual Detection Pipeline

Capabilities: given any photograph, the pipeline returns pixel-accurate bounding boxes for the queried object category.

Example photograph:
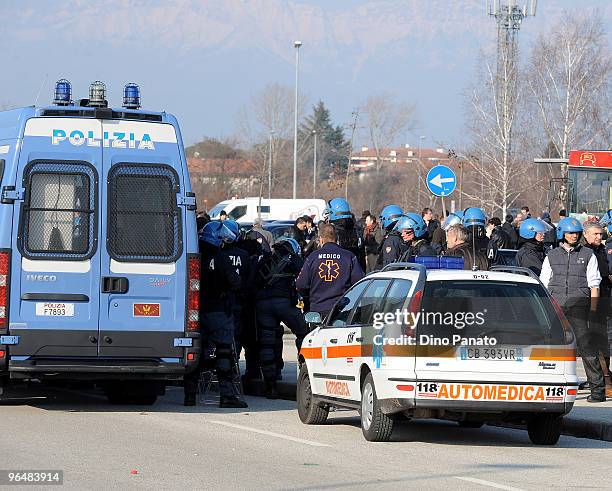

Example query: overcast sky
[1,0,610,149]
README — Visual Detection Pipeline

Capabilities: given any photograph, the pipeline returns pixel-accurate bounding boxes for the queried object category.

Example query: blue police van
[0,80,200,404]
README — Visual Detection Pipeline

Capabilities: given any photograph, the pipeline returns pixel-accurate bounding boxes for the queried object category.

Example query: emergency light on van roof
[53,79,72,106]
[123,83,141,109]
[89,81,107,107]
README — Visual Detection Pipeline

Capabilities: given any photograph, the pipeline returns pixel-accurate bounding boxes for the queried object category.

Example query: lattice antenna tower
[485,0,536,161]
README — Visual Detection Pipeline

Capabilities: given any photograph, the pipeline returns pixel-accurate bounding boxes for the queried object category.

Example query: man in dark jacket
[376,205,406,267]
[583,221,612,384]
[255,238,308,398]
[296,223,364,319]
[396,213,438,261]
[289,216,308,252]
[502,214,518,249]
[444,224,489,271]
[486,217,511,249]
[540,217,605,402]
[363,214,383,273]
[516,218,549,275]
[184,222,248,408]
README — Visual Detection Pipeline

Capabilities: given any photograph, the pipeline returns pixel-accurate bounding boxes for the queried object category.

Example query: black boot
[184,393,196,407]
[219,395,248,408]
[264,380,278,400]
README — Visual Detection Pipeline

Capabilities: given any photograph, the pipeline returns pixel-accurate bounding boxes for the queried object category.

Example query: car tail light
[187,255,200,331]
[550,296,574,344]
[405,290,422,336]
[0,251,9,329]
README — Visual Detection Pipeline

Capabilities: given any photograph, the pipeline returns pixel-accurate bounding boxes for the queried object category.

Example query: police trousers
[256,297,308,382]
[564,304,606,398]
[184,311,240,398]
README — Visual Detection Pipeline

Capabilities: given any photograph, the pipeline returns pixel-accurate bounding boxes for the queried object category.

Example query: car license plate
[460,346,523,361]
[35,303,74,317]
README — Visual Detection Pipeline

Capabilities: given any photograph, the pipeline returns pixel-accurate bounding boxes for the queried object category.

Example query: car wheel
[527,414,562,445]
[297,364,328,424]
[361,373,394,442]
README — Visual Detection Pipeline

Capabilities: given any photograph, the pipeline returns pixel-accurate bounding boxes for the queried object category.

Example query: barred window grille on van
[20,161,97,260]
[108,164,182,263]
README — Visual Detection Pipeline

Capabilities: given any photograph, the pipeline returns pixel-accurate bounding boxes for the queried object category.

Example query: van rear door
[10,118,102,359]
[97,120,185,361]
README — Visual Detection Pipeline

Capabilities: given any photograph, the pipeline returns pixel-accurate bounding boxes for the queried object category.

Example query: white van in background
[208,198,327,224]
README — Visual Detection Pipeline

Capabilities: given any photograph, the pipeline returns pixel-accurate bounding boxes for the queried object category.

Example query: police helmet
[442,211,464,231]
[223,220,240,243]
[275,237,301,256]
[394,213,428,238]
[599,209,612,233]
[328,198,352,221]
[519,218,553,240]
[463,207,486,228]
[201,221,224,247]
[556,217,583,241]
[380,204,404,229]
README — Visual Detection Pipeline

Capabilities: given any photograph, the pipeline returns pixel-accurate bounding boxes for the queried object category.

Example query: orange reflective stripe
[327,345,362,358]
[529,348,576,361]
[300,347,322,359]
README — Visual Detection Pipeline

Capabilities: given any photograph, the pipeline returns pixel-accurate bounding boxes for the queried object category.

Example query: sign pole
[441,196,447,219]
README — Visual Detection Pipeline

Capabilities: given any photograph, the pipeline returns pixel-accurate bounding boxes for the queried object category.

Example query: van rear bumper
[7,358,197,381]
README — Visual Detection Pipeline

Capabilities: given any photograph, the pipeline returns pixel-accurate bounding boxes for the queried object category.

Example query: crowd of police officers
[184,199,612,407]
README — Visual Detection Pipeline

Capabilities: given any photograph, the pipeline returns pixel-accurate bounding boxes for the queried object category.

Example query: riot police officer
[327,198,366,271]
[396,213,437,261]
[516,218,552,275]
[222,220,253,366]
[256,238,308,398]
[376,204,406,267]
[463,207,497,266]
[184,221,248,408]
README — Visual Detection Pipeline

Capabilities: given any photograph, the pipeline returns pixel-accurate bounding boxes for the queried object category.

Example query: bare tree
[527,13,611,160]
[464,50,531,218]
[361,94,417,210]
[235,83,308,198]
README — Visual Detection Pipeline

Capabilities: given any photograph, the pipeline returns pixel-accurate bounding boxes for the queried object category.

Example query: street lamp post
[312,129,317,199]
[292,40,302,200]
[417,136,426,210]
[268,130,274,199]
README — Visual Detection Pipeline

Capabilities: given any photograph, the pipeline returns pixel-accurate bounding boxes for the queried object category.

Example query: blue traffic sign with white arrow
[426,165,456,197]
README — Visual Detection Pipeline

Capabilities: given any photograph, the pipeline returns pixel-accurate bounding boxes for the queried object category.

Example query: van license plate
[35,303,74,317]
[460,347,523,361]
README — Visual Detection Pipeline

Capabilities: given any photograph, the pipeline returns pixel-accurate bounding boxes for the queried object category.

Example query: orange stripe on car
[529,348,576,361]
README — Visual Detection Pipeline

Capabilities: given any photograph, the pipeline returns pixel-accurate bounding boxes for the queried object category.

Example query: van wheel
[458,421,484,428]
[361,373,394,442]
[527,414,562,445]
[297,364,328,424]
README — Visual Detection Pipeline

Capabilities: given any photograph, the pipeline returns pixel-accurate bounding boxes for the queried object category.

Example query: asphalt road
[0,383,611,490]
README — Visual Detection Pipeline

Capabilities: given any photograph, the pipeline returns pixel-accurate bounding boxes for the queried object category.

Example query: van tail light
[550,296,574,344]
[0,251,9,329]
[405,290,422,336]
[187,255,200,332]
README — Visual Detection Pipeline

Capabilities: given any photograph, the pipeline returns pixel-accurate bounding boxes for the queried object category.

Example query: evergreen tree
[299,101,350,176]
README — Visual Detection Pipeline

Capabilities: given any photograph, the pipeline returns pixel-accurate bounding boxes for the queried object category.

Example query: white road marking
[208,420,331,447]
[454,476,525,491]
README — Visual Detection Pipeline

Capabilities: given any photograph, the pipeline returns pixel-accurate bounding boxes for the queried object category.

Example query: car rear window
[421,280,566,345]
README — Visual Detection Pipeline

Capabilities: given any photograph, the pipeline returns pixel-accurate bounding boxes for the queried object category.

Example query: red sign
[133,303,160,317]
[568,150,612,169]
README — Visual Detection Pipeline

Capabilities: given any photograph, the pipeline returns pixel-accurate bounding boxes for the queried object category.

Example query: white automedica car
[297,262,579,444]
